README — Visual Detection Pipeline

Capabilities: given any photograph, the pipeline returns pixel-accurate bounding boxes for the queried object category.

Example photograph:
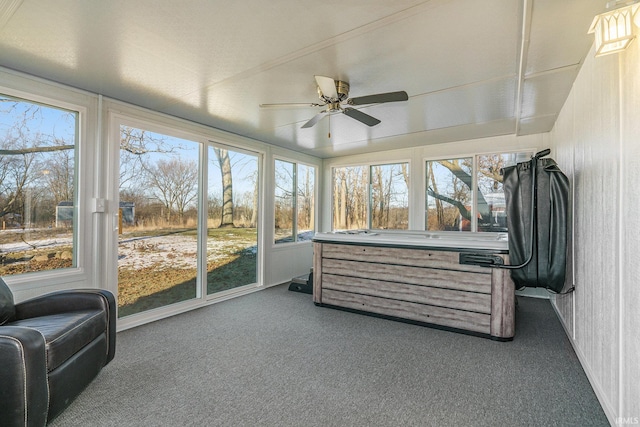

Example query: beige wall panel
[620,39,640,420]
[549,43,640,422]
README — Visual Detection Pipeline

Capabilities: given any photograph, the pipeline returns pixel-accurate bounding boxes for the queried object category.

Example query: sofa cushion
[8,309,107,371]
[0,277,15,325]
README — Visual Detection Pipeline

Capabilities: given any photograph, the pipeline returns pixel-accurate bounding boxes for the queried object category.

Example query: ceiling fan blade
[348,91,409,105]
[314,75,338,100]
[342,108,381,127]
[259,102,323,109]
[301,111,327,128]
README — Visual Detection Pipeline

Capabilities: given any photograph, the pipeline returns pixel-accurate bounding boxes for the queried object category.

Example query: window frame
[425,150,533,233]
[369,162,410,230]
[331,160,411,231]
[0,84,91,289]
[109,109,268,327]
[273,157,316,246]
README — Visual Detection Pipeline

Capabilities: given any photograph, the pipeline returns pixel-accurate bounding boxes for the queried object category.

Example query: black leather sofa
[0,278,116,426]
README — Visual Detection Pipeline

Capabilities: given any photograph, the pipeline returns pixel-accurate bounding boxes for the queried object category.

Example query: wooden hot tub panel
[313,242,515,340]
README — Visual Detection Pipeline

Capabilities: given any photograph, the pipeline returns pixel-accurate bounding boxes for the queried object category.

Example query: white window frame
[108,106,267,329]
[0,81,93,291]
[425,150,532,233]
[331,160,411,231]
[273,157,317,246]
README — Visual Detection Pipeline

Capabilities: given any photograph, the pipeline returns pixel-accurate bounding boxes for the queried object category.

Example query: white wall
[620,34,640,425]
[549,41,640,424]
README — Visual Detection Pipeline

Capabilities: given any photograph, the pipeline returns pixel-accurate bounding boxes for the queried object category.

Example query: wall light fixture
[589,1,640,56]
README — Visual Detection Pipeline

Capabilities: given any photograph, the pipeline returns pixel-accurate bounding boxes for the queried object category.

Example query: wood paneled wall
[550,42,640,423]
[619,35,640,424]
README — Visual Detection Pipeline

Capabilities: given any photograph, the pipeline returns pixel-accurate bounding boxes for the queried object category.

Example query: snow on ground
[0,235,73,252]
[118,234,256,270]
[2,232,256,271]
[117,235,199,270]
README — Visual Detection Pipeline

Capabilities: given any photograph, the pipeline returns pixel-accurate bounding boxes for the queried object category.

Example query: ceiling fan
[259,75,408,128]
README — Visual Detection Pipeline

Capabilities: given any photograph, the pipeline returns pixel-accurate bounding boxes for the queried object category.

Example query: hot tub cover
[502,155,570,293]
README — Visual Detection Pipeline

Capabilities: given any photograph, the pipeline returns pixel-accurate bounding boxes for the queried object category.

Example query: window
[296,163,315,241]
[426,158,473,232]
[0,94,78,276]
[370,163,409,230]
[118,125,200,317]
[332,162,409,231]
[426,152,531,232]
[274,159,315,244]
[114,115,263,319]
[207,146,259,294]
[332,165,367,231]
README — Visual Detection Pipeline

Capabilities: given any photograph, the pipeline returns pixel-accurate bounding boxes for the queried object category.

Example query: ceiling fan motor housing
[318,80,350,103]
[262,75,407,128]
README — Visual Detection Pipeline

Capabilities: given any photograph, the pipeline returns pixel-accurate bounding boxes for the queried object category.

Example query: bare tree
[445,159,497,222]
[333,168,347,229]
[274,160,294,234]
[119,126,182,189]
[250,169,258,228]
[0,134,45,221]
[43,138,74,204]
[297,165,314,233]
[212,148,234,228]
[1,98,74,222]
[332,166,371,230]
[145,158,198,224]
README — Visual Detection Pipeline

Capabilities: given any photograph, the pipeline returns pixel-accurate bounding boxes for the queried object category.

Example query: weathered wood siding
[314,242,514,339]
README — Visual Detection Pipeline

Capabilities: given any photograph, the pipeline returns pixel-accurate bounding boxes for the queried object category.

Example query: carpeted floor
[50,284,608,426]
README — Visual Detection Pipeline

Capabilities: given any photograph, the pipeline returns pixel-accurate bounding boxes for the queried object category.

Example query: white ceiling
[0,0,606,158]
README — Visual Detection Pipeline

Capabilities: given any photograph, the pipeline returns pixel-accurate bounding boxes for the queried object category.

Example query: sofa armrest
[0,326,49,427]
[15,290,117,364]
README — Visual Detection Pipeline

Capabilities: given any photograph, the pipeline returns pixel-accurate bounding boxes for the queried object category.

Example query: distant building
[1,213,22,229]
[119,202,135,225]
[56,201,135,227]
[55,201,74,228]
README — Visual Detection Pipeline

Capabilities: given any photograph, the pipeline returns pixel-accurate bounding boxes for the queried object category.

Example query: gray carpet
[50,284,608,427]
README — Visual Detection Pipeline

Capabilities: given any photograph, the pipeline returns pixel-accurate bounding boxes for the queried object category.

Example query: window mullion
[368,165,372,229]
[471,155,478,232]
[292,163,298,241]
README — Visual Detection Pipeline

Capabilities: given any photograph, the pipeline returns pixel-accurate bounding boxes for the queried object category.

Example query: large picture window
[332,162,409,231]
[274,159,315,244]
[426,152,531,232]
[0,94,78,276]
[114,115,264,319]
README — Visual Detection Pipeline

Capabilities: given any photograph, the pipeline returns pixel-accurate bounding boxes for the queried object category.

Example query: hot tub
[312,230,515,340]
[313,229,509,251]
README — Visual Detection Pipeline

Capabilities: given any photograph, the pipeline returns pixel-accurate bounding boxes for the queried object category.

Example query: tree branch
[0,145,74,155]
[427,188,471,221]
[436,160,491,220]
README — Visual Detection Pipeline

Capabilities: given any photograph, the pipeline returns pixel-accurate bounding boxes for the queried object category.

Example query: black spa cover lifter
[499,149,570,293]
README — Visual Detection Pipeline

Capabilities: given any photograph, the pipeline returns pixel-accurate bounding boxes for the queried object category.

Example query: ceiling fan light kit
[260,75,408,129]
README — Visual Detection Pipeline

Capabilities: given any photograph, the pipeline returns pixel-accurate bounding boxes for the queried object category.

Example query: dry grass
[116,227,257,317]
[1,226,258,318]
